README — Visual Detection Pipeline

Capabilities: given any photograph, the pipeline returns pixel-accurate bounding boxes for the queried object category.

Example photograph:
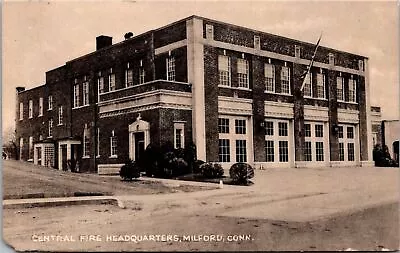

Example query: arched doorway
[128,114,150,161]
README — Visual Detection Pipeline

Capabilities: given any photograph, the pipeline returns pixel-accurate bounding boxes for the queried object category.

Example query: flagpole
[300,32,322,92]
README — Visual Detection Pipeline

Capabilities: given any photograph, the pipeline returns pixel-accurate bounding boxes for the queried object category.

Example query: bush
[193,160,205,174]
[373,144,397,167]
[200,162,224,179]
[229,163,255,185]
[119,160,141,181]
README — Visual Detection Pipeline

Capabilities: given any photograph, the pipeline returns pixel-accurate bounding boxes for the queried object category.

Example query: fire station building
[15,15,374,174]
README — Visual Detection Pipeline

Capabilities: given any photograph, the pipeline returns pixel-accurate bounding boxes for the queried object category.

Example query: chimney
[96,35,112,50]
[16,87,25,93]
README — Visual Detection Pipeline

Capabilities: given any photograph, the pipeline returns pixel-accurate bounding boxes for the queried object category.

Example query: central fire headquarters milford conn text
[32,234,253,243]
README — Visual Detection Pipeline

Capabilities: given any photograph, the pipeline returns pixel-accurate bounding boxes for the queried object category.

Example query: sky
[2,1,399,133]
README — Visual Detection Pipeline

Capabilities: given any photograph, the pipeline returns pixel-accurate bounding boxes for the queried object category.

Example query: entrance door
[135,132,145,161]
[61,144,67,171]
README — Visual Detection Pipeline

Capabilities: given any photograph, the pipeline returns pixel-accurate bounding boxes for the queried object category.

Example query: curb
[3,196,125,209]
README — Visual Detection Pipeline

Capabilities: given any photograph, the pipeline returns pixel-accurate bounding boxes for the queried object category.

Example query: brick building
[15,15,374,173]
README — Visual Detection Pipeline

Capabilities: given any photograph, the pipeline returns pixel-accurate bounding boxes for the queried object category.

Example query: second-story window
[39,97,43,116]
[139,68,145,84]
[264,63,275,92]
[125,63,133,87]
[29,100,33,118]
[281,66,290,94]
[97,72,104,102]
[48,119,53,137]
[73,84,80,108]
[316,72,325,99]
[237,58,249,88]
[337,76,344,101]
[48,95,53,110]
[218,55,231,86]
[108,68,115,91]
[19,102,23,120]
[348,77,357,103]
[303,73,312,97]
[166,56,175,81]
[58,106,63,125]
[83,76,89,106]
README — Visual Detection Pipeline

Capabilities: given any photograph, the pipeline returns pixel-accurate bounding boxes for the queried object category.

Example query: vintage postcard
[2,1,399,252]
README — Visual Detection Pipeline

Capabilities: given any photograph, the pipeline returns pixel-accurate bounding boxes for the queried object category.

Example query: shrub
[193,160,205,174]
[229,163,255,185]
[119,160,141,181]
[373,144,397,167]
[200,162,224,179]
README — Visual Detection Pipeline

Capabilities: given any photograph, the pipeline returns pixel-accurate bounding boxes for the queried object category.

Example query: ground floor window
[338,124,357,162]
[304,121,326,162]
[235,140,247,162]
[264,118,291,163]
[218,139,230,162]
[218,115,250,164]
[174,122,185,149]
[110,130,118,157]
[278,141,289,162]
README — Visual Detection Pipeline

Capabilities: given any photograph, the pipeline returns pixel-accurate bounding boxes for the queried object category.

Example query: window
[338,124,356,162]
[281,66,290,94]
[166,56,175,81]
[19,102,23,120]
[264,64,275,92]
[218,55,231,86]
[303,73,312,97]
[83,128,90,157]
[279,141,289,162]
[347,126,354,139]
[265,140,274,162]
[29,136,33,160]
[316,142,324,161]
[339,143,345,161]
[108,71,116,92]
[235,119,246,134]
[278,122,288,136]
[218,118,229,133]
[174,123,185,149]
[349,77,357,102]
[315,124,324,138]
[28,100,33,118]
[96,128,100,157]
[265,121,274,136]
[218,139,230,162]
[316,73,325,99]
[125,63,134,87]
[237,58,249,88]
[338,126,344,138]
[235,140,247,163]
[19,138,23,160]
[337,76,344,101]
[97,72,104,103]
[48,119,53,137]
[39,97,43,116]
[110,130,117,157]
[348,143,355,161]
[139,68,145,84]
[73,84,80,108]
[83,80,89,106]
[98,75,104,95]
[304,141,312,161]
[48,95,53,110]
[58,106,63,125]
[304,123,311,137]
[305,121,325,162]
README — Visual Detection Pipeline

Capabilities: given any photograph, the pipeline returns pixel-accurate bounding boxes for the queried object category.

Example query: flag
[300,32,322,92]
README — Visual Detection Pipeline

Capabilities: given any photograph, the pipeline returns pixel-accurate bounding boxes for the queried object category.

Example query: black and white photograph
[2,1,399,251]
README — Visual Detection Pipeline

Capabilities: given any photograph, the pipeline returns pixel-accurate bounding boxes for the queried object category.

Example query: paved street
[2,161,399,251]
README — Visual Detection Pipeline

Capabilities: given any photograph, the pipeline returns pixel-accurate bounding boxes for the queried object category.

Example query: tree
[2,126,18,160]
